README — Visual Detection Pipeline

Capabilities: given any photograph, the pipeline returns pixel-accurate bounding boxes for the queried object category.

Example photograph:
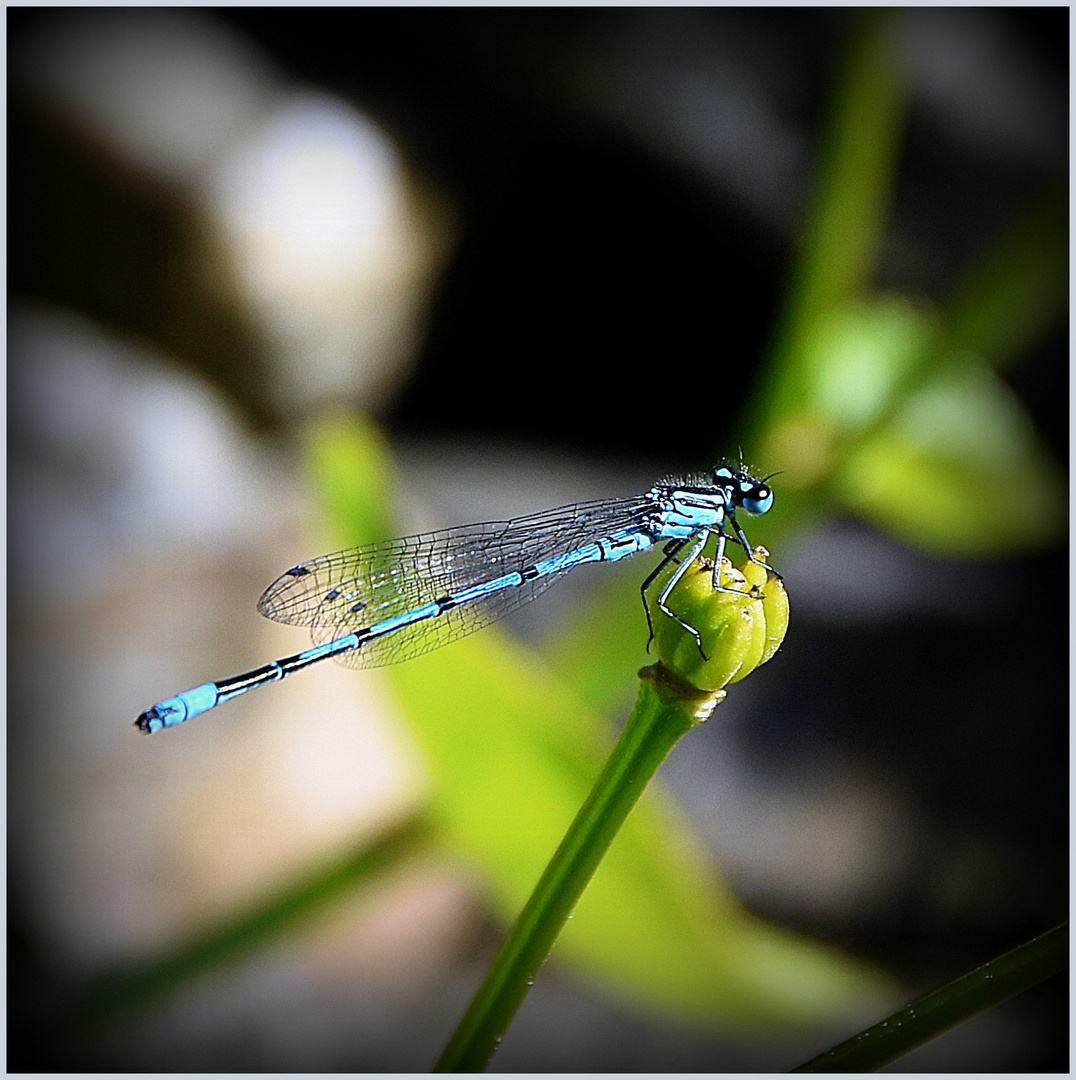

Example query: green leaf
[760,297,940,491]
[306,415,894,1032]
[944,190,1067,372]
[830,354,1065,556]
[801,298,938,434]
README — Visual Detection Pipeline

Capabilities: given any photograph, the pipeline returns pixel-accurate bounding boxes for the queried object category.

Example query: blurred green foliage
[753,11,1064,558]
[343,9,1063,1050]
[68,8,1063,1065]
[309,416,893,1031]
[272,7,1069,1042]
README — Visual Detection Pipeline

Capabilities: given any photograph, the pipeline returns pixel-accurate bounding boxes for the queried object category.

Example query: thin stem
[753,9,907,434]
[33,815,429,1060]
[434,664,720,1072]
[793,922,1068,1072]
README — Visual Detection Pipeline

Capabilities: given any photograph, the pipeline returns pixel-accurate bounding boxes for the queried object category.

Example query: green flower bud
[652,546,788,693]
[734,545,790,676]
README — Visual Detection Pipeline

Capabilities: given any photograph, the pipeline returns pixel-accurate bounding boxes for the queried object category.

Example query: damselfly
[135,465,775,733]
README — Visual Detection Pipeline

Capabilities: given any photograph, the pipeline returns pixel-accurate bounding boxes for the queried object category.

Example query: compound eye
[742,486,773,515]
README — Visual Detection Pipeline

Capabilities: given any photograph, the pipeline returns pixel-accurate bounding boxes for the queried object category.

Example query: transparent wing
[257,495,658,668]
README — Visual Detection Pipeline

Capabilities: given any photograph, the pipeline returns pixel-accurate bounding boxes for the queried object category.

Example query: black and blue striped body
[135,465,774,733]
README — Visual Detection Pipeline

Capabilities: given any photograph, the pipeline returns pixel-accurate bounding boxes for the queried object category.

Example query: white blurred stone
[14,8,451,415]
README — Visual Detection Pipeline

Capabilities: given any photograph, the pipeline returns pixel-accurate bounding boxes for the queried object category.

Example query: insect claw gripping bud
[652,547,788,693]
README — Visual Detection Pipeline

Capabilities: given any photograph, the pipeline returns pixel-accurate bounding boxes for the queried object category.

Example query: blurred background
[8,8,1067,1072]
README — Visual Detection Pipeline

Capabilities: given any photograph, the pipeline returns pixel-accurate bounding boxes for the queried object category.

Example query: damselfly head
[711,464,774,516]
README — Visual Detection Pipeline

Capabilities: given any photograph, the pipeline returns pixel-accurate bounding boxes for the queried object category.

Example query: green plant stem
[433,664,721,1072]
[792,922,1068,1072]
[35,814,429,1058]
[754,8,906,433]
